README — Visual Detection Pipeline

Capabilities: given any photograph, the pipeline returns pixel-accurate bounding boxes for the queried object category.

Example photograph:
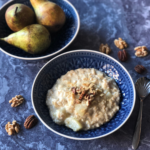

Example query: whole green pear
[5,3,35,32]
[0,24,51,54]
[30,0,66,32]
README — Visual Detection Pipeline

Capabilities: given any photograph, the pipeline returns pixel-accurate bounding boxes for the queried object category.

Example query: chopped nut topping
[134,46,148,57]
[79,90,86,100]
[114,38,127,49]
[71,87,76,94]
[89,95,95,101]
[100,93,104,97]
[89,83,95,89]
[84,94,90,100]
[89,88,96,96]
[84,94,94,101]
[86,100,90,106]
[9,95,24,107]
[76,87,82,94]
[99,44,111,54]
[71,83,103,106]
[75,99,81,104]
[5,120,20,135]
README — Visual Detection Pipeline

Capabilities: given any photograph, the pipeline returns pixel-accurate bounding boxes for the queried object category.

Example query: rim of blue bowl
[31,49,136,140]
[0,0,80,60]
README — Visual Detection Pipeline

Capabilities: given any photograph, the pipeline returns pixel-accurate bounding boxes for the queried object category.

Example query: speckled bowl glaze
[32,50,136,140]
[0,0,80,60]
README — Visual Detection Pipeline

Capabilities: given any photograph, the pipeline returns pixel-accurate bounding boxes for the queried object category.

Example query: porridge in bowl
[46,68,120,131]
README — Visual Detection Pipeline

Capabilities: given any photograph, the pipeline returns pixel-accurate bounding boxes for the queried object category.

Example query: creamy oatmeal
[46,68,120,131]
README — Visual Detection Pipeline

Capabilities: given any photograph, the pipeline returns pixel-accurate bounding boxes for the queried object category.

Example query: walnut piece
[9,95,24,107]
[99,44,111,54]
[114,38,127,49]
[134,46,148,57]
[86,100,90,106]
[71,87,76,94]
[5,120,20,135]
[79,90,86,100]
[76,87,82,94]
[75,99,81,104]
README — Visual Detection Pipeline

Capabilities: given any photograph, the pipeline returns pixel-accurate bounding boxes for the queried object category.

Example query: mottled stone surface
[0,0,150,149]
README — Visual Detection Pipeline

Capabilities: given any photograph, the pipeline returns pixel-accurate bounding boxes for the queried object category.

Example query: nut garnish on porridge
[71,84,99,106]
[46,68,120,132]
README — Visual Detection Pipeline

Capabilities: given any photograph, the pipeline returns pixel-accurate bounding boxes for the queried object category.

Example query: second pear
[0,24,51,54]
[30,0,66,32]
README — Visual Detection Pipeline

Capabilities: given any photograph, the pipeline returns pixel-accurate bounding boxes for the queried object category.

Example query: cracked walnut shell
[5,120,20,135]
[114,38,127,49]
[134,46,148,57]
[9,95,24,107]
[99,44,111,54]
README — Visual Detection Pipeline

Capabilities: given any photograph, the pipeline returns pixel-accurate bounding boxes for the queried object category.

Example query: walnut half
[134,46,148,57]
[9,95,24,107]
[114,37,127,49]
[99,44,111,54]
[5,120,20,135]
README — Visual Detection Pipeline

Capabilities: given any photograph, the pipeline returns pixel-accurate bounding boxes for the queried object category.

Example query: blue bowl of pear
[0,0,80,60]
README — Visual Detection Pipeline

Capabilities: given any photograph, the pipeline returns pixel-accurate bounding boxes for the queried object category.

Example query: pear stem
[15,7,18,16]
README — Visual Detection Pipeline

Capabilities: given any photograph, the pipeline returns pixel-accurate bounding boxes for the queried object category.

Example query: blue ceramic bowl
[32,50,136,140]
[0,0,80,60]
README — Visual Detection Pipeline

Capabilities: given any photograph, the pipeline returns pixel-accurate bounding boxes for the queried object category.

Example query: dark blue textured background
[0,0,150,149]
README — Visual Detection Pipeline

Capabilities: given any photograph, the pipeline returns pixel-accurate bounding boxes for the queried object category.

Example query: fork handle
[132,100,143,150]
